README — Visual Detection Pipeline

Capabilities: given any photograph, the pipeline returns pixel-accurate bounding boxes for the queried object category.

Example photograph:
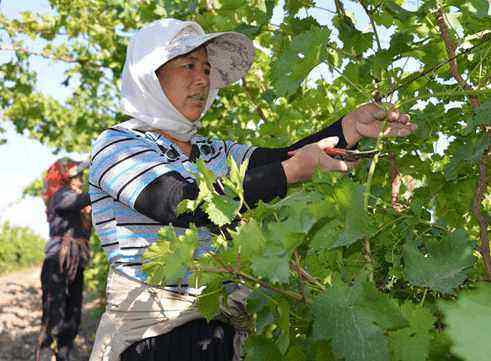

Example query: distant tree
[0,221,45,273]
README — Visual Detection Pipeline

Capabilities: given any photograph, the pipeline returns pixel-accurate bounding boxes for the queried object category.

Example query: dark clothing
[45,187,91,255]
[134,118,347,227]
[38,254,84,361]
[121,319,235,361]
[38,187,91,361]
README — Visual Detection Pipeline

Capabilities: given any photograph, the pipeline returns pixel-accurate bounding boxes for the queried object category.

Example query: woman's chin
[183,114,201,122]
[183,108,205,122]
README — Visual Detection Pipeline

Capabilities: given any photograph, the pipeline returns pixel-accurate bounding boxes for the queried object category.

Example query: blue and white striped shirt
[89,126,255,283]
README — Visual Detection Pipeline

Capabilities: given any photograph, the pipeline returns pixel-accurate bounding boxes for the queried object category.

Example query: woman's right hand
[281,137,355,184]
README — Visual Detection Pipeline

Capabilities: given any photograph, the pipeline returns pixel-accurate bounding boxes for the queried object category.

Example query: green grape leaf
[270,26,330,97]
[176,160,216,216]
[256,306,275,334]
[403,229,475,294]
[267,220,305,253]
[224,155,248,199]
[388,303,435,361]
[459,0,490,18]
[285,0,315,15]
[142,226,199,285]
[176,198,199,216]
[232,219,266,258]
[196,159,218,189]
[276,299,290,354]
[204,194,241,227]
[309,340,337,361]
[464,99,491,134]
[332,14,373,56]
[246,288,277,334]
[197,280,223,322]
[383,1,417,22]
[245,335,282,361]
[234,23,262,38]
[313,280,407,361]
[286,344,308,361]
[329,181,376,249]
[310,220,343,251]
[251,244,290,283]
[267,203,315,252]
[439,283,491,361]
[356,281,408,330]
[445,136,490,180]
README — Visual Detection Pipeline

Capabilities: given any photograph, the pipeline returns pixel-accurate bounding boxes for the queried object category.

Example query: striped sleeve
[90,129,188,208]
[224,140,256,167]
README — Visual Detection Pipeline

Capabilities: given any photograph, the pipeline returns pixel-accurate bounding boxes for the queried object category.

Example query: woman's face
[69,175,83,192]
[156,47,211,122]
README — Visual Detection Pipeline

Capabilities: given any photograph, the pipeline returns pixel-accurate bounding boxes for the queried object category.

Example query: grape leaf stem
[207,254,307,302]
[358,0,382,53]
[363,117,389,281]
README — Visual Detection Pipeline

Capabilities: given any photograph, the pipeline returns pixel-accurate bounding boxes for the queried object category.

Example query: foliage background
[0,221,45,274]
[1,0,490,360]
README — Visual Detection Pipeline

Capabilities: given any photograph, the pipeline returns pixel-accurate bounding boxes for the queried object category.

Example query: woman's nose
[194,68,210,87]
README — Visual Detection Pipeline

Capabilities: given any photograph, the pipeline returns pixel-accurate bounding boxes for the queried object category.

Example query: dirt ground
[0,266,100,361]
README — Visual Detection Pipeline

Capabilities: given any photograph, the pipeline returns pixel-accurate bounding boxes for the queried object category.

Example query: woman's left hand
[342,103,417,147]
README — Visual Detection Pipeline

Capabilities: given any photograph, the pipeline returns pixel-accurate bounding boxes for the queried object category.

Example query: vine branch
[292,250,307,302]
[359,0,382,52]
[436,7,491,280]
[208,254,306,302]
[389,153,404,213]
[292,250,326,291]
[0,45,79,64]
[334,0,347,17]
[242,78,269,122]
[436,8,480,109]
[474,156,491,280]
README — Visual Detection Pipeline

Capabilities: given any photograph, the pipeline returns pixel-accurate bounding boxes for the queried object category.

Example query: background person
[88,18,416,361]
[36,158,92,361]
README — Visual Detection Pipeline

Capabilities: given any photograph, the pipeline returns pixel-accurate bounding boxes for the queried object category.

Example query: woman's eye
[204,68,211,75]
[183,63,194,70]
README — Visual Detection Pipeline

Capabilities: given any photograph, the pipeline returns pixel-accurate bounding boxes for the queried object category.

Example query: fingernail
[326,136,339,144]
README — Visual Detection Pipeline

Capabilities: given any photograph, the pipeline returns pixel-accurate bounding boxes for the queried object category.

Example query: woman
[36,158,92,361]
[88,18,416,361]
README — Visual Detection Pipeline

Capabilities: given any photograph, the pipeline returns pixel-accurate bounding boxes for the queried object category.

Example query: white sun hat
[118,19,255,141]
[162,22,256,88]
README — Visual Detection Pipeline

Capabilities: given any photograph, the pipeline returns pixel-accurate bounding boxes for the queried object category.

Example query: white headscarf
[118,18,255,141]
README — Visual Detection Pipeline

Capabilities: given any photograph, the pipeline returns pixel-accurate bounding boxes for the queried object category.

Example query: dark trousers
[38,254,84,361]
[121,319,235,361]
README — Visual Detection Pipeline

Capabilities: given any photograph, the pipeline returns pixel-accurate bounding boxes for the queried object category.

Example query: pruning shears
[323,147,381,162]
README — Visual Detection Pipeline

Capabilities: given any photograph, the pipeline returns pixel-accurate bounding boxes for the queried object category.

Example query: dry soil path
[0,266,99,361]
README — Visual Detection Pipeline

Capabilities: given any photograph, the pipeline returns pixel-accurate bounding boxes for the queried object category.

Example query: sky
[0,0,85,238]
[0,0,428,239]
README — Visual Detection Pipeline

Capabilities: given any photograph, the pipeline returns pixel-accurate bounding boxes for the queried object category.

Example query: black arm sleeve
[134,161,288,227]
[134,171,210,227]
[240,117,348,203]
[134,118,346,226]
[248,117,348,168]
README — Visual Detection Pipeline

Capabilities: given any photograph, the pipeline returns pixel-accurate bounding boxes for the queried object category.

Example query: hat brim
[68,160,89,178]
[161,31,255,89]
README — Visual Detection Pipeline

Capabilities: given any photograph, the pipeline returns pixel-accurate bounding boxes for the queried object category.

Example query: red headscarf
[42,158,82,205]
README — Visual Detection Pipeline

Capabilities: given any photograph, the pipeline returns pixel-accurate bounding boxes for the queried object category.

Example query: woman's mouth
[189,94,207,102]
